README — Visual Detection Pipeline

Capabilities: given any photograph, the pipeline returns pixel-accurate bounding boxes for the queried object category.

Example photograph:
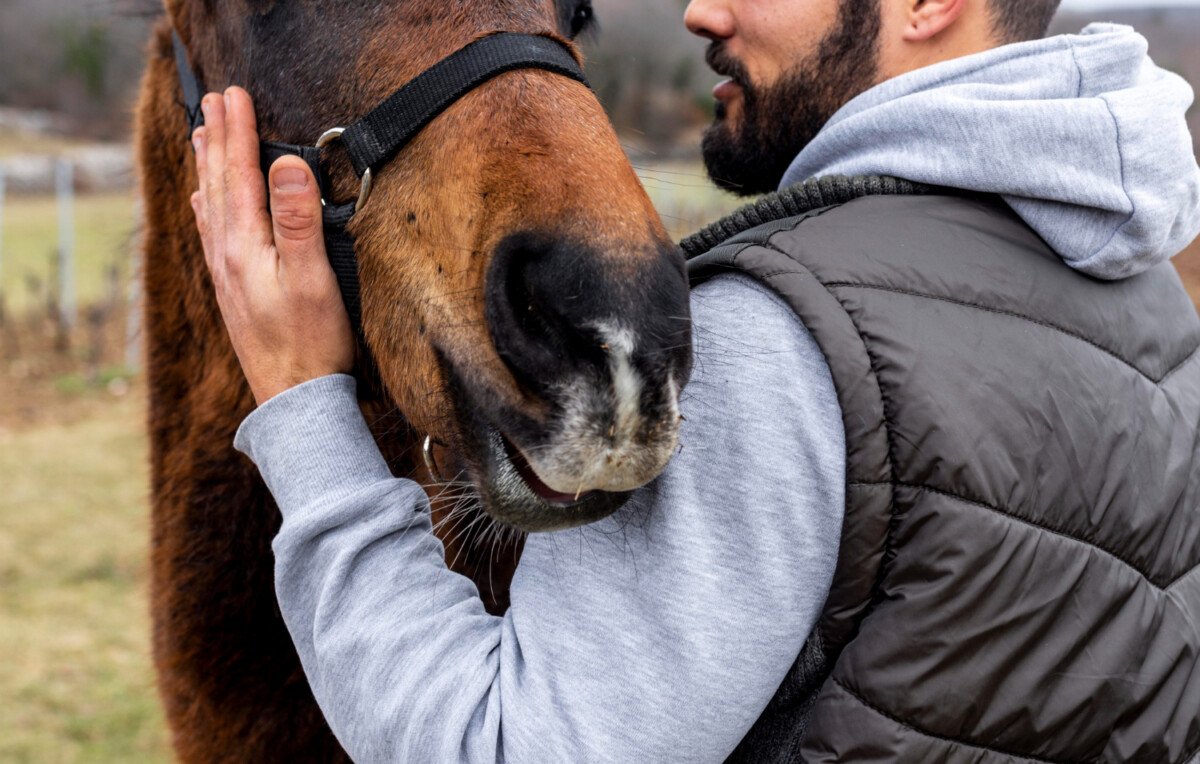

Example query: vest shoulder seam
[829,676,1091,764]
[824,281,1197,385]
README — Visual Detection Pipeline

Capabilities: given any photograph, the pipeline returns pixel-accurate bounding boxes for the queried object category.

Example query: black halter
[172,30,589,339]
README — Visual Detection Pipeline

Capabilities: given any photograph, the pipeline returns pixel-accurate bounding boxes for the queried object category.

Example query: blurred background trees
[0,0,718,148]
[0,0,154,138]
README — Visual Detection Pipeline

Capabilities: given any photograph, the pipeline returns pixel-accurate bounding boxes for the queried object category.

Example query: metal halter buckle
[316,127,373,213]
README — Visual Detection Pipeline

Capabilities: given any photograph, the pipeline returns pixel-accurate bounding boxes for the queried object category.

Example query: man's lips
[713,79,742,103]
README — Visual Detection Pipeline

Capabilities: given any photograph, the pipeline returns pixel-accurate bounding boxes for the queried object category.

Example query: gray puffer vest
[684,179,1200,763]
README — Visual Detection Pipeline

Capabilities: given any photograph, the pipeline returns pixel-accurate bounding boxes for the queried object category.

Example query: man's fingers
[192,127,219,271]
[193,126,207,196]
[192,127,208,229]
[222,87,269,231]
[268,156,327,277]
[201,93,227,248]
[190,191,207,235]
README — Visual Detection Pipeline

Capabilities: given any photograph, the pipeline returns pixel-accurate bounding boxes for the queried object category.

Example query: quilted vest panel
[690,192,1200,763]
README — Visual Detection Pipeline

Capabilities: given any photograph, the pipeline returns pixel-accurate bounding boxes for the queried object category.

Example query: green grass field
[0,393,172,763]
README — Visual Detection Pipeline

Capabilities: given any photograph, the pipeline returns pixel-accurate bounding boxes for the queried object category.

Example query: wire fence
[0,157,141,386]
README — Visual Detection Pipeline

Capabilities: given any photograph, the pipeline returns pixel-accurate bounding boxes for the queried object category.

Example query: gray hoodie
[780,23,1200,279]
[236,24,1200,764]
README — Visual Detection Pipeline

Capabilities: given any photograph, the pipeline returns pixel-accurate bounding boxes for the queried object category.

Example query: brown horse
[136,0,692,760]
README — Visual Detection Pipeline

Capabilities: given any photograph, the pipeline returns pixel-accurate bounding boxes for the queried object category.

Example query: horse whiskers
[445,512,493,572]
[431,508,481,541]
[429,492,477,521]
[427,481,475,497]
[434,488,485,523]
[429,483,479,516]
[422,467,471,494]
[430,505,479,532]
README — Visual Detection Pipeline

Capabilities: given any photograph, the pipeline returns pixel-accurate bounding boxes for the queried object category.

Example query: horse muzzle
[446,230,692,531]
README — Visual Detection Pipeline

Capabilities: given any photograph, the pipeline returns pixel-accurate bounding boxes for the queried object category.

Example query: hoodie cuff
[234,374,395,513]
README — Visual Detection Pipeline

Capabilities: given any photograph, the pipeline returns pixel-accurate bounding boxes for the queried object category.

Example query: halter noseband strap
[171,30,590,341]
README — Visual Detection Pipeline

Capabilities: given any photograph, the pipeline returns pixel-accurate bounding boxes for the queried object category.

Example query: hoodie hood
[779,23,1200,280]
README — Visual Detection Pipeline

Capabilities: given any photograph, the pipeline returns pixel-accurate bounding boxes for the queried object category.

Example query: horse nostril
[486,234,606,395]
[485,231,693,413]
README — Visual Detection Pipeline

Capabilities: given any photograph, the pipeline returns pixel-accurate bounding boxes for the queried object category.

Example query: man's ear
[901,0,969,41]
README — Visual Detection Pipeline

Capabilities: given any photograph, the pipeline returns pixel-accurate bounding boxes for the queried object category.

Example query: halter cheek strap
[171,30,590,342]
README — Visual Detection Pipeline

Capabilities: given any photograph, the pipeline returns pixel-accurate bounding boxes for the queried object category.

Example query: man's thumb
[268,157,324,263]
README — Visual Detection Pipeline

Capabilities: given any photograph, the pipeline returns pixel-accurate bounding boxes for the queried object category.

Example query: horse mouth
[435,357,636,533]
[479,426,631,533]
[499,434,597,507]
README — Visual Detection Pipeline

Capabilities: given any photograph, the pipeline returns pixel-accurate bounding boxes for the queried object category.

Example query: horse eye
[569,5,594,38]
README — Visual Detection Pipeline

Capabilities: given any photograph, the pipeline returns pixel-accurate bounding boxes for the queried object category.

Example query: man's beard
[701,0,882,196]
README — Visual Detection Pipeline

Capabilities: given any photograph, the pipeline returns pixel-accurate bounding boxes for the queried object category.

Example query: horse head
[165,0,693,532]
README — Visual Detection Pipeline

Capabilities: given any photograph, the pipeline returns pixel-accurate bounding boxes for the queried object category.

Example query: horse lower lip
[500,435,595,506]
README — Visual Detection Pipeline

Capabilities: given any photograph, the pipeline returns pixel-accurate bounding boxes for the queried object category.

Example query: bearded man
[188,0,1200,759]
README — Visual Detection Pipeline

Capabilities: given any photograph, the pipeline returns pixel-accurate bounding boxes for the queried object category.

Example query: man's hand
[191,87,355,406]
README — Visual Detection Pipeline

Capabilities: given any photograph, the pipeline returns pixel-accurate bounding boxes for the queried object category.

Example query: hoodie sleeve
[235,273,845,763]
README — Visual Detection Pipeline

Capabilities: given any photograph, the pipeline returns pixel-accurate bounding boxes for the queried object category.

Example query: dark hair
[988,0,1063,43]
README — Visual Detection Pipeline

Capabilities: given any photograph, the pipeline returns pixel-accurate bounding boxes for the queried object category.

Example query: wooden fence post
[56,157,76,332]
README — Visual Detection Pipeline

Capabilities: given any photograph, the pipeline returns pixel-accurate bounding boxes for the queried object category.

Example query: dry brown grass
[0,385,171,764]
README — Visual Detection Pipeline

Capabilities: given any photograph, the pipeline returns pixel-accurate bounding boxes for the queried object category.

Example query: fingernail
[201,100,210,119]
[224,91,231,110]
[192,130,204,152]
[273,167,309,193]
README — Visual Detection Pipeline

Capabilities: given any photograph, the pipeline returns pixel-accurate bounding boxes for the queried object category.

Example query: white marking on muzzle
[517,321,680,495]
[593,321,642,444]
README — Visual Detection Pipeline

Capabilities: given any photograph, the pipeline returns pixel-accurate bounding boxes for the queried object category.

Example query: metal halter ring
[423,435,450,485]
[316,127,373,213]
